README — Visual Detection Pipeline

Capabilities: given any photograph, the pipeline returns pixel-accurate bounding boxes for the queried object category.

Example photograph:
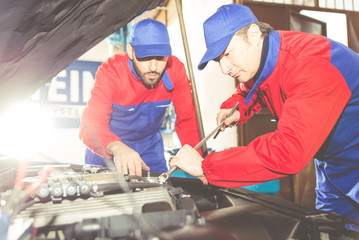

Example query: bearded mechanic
[170,4,359,221]
[79,18,201,176]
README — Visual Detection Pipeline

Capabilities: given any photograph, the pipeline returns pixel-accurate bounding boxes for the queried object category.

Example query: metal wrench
[157,102,239,184]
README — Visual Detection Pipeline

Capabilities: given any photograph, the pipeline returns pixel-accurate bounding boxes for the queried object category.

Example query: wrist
[106,141,123,156]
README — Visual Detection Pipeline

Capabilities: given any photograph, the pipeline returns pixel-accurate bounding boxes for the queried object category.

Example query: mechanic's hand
[216,108,240,132]
[106,141,150,176]
[169,144,208,185]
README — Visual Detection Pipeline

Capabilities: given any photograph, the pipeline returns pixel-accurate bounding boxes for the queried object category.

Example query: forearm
[79,113,121,157]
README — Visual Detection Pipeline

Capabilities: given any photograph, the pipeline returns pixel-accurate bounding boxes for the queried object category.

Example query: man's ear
[127,44,134,60]
[247,24,261,45]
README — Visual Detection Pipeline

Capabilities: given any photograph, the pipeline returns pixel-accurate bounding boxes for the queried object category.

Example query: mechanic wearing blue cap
[170,4,359,221]
[79,18,202,176]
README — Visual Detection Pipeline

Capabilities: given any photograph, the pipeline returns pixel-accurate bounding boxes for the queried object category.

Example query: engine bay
[1,162,359,240]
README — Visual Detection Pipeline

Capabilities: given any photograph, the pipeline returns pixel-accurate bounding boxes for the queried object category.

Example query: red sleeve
[202,59,351,188]
[79,58,121,158]
[169,59,202,156]
[220,80,265,125]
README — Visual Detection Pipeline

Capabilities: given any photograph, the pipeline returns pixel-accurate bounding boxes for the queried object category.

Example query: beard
[141,72,162,89]
[132,63,164,89]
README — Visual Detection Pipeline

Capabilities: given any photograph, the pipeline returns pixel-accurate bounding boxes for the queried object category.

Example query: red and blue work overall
[79,54,201,172]
[202,30,359,221]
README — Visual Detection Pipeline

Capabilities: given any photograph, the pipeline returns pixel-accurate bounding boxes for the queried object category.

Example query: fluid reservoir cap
[37,184,50,198]
[66,182,78,197]
[52,182,63,198]
[79,183,90,195]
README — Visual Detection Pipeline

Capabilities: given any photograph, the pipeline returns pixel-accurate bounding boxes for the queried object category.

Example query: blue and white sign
[31,60,102,128]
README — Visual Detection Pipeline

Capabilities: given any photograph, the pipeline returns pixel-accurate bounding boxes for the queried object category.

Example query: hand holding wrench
[157,102,239,183]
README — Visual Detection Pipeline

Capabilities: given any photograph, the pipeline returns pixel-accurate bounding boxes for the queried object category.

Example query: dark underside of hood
[0,0,165,114]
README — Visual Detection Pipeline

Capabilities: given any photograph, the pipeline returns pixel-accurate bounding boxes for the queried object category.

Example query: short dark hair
[235,22,273,40]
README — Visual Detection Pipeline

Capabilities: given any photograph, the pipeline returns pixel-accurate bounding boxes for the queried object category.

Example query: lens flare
[0,102,52,159]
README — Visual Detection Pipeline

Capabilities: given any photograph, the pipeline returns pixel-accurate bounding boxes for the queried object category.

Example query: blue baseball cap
[198,4,258,70]
[130,18,172,58]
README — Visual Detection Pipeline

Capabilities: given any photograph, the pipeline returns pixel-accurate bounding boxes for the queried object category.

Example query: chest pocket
[109,99,171,141]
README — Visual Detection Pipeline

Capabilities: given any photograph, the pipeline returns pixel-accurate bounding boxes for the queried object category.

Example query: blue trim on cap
[128,58,173,91]
[132,44,172,58]
[244,31,280,105]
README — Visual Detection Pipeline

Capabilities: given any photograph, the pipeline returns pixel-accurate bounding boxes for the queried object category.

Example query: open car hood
[0,0,165,114]
[1,1,359,238]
